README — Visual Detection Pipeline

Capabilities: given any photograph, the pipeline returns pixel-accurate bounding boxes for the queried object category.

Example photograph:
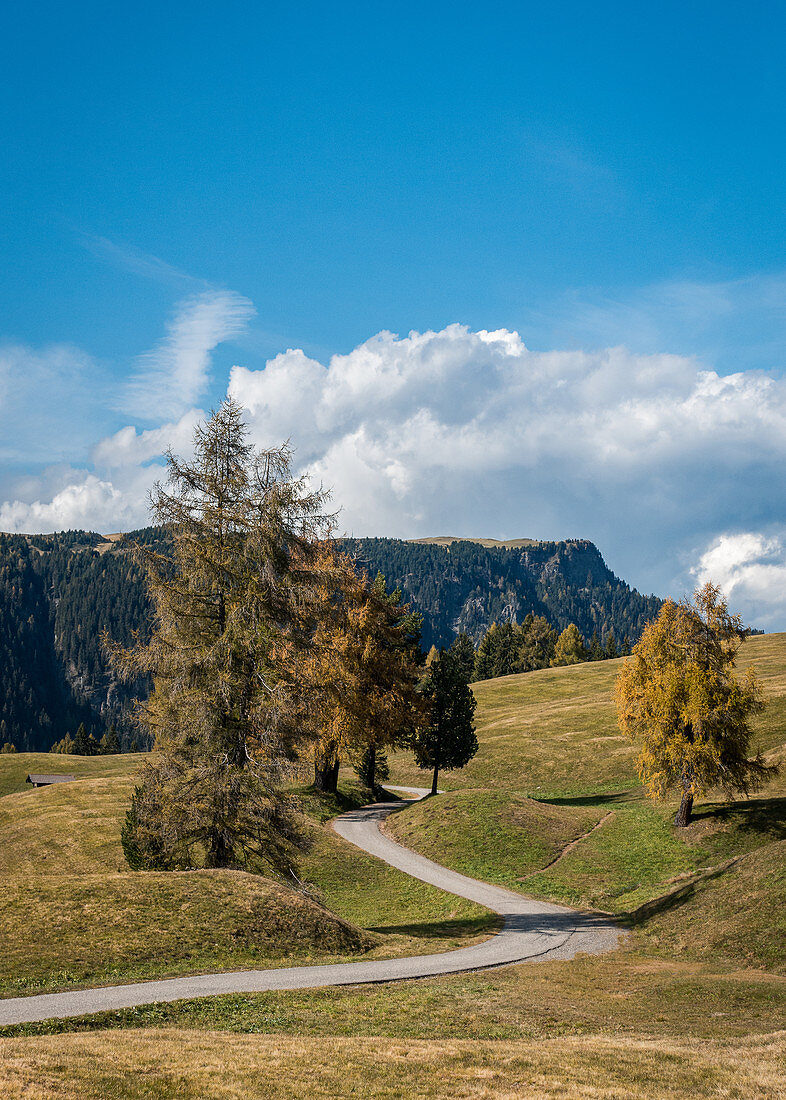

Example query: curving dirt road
[0,791,621,1026]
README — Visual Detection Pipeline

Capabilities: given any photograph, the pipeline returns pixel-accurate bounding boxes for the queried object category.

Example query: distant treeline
[0,528,662,752]
[0,529,153,753]
[464,616,629,683]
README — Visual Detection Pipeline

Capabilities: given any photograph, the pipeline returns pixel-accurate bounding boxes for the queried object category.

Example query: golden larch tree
[616,582,774,826]
[308,552,426,792]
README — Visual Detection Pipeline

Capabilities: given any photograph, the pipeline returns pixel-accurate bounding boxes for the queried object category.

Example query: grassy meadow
[385,631,786,973]
[387,631,786,797]
[1,631,785,1097]
[0,760,493,997]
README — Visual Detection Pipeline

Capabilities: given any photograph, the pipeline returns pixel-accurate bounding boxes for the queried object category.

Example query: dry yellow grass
[1,1028,784,1099]
[386,631,786,795]
[1,772,378,994]
[408,536,542,548]
[0,775,135,874]
[0,752,144,799]
[0,766,493,994]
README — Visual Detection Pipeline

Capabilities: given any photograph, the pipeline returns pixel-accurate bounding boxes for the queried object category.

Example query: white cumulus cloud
[693,532,786,630]
[91,410,203,469]
[227,324,786,616]
[4,319,786,626]
[0,474,132,534]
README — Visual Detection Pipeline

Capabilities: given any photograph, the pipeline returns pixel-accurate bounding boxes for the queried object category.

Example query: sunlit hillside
[388,631,786,796]
[386,631,786,973]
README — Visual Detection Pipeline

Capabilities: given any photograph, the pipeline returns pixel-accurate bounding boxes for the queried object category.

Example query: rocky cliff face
[343,537,662,651]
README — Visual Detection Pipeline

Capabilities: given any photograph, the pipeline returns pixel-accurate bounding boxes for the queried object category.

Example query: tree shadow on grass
[535,790,641,807]
[623,861,738,927]
[369,917,501,939]
[294,784,377,822]
[692,796,786,844]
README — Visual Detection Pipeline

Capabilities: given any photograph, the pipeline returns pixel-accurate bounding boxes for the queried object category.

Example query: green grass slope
[388,632,786,796]
[383,789,606,888]
[0,756,493,996]
[386,632,786,973]
[643,837,786,973]
[390,657,634,795]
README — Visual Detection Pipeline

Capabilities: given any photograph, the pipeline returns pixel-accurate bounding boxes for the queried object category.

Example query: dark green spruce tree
[353,743,390,790]
[414,649,478,796]
[100,725,121,754]
[449,632,476,683]
[73,722,100,755]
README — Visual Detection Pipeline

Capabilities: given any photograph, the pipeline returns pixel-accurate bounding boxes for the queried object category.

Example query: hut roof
[26,773,76,786]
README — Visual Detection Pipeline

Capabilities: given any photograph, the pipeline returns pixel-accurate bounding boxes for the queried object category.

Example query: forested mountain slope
[0,530,151,752]
[344,536,662,651]
[0,528,661,751]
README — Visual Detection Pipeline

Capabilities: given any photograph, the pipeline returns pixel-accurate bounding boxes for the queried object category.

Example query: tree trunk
[674,788,693,827]
[314,746,340,793]
[206,828,231,868]
[430,763,439,797]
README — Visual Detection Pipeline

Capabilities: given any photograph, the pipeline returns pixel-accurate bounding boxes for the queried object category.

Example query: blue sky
[2,1,786,625]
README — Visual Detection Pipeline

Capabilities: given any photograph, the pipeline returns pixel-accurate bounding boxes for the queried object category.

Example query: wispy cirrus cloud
[0,343,106,464]
[122,289,255,420]
[0,281,255,531]
[80,235,206,290]
[526,271,786,376]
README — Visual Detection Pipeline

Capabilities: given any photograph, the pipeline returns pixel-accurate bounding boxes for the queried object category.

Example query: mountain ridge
[0,528,662,751]
[407,536,545,549]
[342,535,662,652]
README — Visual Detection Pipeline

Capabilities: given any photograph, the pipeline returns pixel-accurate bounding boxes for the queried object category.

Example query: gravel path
[0,791,621,1025]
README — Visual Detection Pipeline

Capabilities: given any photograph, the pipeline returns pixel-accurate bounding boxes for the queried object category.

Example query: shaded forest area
[0,530,661,752]
[343,537,662,652]
[0,530,154,752]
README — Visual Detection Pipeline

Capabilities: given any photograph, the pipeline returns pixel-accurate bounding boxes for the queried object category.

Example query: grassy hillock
[2,870,375,995]
[383,788,606,886]
[642,837,786,973]
[0,772,140,874]
[0,754,494,996]
[384,631,786,974]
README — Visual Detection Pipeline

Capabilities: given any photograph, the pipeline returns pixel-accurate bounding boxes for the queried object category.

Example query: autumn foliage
[616,582,774,826]
[111,400,428,871]
[308,548,426,792]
